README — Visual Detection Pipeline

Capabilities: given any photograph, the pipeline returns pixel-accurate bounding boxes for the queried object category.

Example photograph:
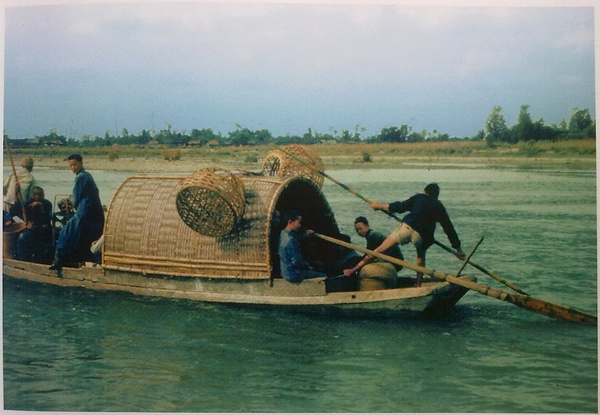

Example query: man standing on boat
[344,183,465,286]
[3,155,36,213]
[50,154,105,270]
[279,210,327,283]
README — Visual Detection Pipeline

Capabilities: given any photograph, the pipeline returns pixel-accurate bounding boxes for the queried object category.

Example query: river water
[3,164,597,412]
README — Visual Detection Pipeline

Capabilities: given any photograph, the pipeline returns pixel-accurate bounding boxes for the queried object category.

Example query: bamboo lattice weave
[104,174,274,279]
[261,144,325,188]
[176,168,246,237]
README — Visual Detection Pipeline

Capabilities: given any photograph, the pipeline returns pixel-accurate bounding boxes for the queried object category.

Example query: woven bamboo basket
[176,168,246,237]
[260,144,324,188]
[102,174,340,280]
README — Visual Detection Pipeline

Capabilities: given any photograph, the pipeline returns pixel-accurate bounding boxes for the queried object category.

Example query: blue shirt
[56,169,104,252]
[73,169,104,224]
[278,229,311,282]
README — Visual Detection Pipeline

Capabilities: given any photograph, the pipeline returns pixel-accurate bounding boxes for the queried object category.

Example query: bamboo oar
[434,240,529,296]
[314,232,597,326]
[274,144,530,296]
[456,237,484,277]
[4,138,27,223]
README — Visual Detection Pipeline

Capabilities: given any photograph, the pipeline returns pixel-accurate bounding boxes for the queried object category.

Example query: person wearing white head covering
[3,155,36,213]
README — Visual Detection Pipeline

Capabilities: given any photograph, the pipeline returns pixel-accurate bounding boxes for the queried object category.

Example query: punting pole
[273,144,403,222]
[273,144,529,296]
[433,240,529,296]
[314,232,597,326]
[4,138,27,223]
[456,237,484,277]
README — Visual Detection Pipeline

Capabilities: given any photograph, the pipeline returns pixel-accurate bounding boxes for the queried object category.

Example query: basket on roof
[176,167,246,237]
[261,144,324,188]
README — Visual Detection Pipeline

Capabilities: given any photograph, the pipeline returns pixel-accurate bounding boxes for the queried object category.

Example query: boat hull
[3,258,473,317]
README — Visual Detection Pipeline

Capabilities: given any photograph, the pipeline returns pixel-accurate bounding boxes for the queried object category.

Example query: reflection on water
[3,165,597,412]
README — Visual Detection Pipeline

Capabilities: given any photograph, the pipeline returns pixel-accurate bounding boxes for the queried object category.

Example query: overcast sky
[2,1,596,140]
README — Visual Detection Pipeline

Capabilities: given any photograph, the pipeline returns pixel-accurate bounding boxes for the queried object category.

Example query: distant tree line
[482,105,595,147]
[5,105,595,148]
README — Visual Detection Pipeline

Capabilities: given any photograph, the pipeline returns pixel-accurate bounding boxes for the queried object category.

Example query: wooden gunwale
[2,258,472,312]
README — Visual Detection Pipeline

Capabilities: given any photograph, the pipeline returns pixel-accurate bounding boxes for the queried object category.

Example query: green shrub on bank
[108,144,119,161]
[162,148,181,161]
[518,142,543,157]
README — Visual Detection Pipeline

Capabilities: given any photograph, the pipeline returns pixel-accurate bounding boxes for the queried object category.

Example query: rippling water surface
[3,164,597,412]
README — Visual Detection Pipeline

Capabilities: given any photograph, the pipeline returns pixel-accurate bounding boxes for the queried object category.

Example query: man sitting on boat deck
[344,183,465,286]
[353,216,404,271]
[278,210,327,283]
[51,197,75,239]
[15,186,53,263]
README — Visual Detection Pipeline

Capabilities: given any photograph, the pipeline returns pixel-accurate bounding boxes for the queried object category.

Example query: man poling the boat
[343,182,466,286]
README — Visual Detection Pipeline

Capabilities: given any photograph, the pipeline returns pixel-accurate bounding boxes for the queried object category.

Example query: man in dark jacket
[50,154,105,270]
[353,216,403,271]
[344,183,465,286]
[16,186,53,263]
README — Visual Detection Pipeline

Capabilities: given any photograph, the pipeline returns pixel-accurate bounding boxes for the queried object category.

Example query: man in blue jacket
[50,154,105,270]
[344,183,465,286]
[278,210,327,283]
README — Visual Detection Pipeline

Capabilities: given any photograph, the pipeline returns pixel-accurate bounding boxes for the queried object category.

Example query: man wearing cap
[50,154,104,270]
[3,155,36,213]
[344,183,465,286]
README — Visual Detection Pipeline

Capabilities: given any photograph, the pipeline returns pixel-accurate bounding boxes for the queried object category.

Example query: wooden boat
[3,147,474,317]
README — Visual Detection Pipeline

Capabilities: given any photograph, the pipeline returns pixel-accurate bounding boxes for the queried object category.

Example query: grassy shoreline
[4,140,596,173]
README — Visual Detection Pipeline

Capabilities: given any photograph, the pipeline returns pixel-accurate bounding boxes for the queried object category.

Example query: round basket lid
[176,168,245,237]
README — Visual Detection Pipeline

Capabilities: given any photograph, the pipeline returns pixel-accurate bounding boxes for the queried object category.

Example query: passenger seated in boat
[15,186,53,263]
[352,216,404,271]
[278,210,327,283]
[3,210,26,256]
[3,210,14,228]
[51,197,75,239]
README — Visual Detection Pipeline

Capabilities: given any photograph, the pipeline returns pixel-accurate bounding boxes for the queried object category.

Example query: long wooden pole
[433,240,529,295]
[456,237,484,277]
[273,144,403,222]
[314,232,597,326]
[4,138,26,222]
[274,144,530,296]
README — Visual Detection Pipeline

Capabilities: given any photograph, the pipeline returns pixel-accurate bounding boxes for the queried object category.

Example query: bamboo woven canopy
[103,173,340,279]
